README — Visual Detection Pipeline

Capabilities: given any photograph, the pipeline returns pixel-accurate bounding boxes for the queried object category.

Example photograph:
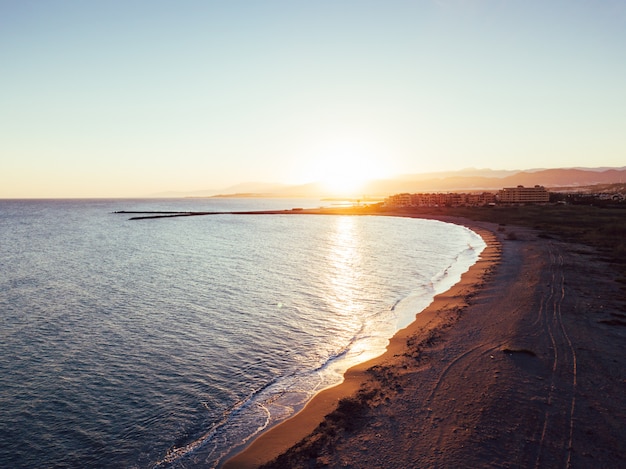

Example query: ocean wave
[0,200,486,469]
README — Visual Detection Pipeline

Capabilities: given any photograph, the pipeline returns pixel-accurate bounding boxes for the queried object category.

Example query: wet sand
[224,214,626,468]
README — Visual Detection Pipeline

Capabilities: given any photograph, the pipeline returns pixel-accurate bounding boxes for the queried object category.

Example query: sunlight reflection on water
[0,200,485,469]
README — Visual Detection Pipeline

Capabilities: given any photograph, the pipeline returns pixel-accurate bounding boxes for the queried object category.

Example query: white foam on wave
[204,222,487,469]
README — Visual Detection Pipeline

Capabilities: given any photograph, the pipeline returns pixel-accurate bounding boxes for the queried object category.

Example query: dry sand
[224,216,626,468]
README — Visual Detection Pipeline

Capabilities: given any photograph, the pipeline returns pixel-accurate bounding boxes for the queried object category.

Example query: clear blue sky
[1,0,625,197]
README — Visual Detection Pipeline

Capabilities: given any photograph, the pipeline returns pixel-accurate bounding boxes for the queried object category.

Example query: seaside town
[384,184,626,207]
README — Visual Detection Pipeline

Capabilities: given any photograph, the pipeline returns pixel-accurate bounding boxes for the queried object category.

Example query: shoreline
[223,210,626,468]
[222,215,500,468]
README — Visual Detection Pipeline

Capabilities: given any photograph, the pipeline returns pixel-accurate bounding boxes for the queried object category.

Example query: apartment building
[498,185,549,204]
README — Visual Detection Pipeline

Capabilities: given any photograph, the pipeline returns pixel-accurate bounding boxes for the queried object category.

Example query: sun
[320,159,369,195]
[309,140,386,197]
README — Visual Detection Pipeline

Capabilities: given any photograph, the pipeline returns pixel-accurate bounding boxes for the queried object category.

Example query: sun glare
[308,140,386,196]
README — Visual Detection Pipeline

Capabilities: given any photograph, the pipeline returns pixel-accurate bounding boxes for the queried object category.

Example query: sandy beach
[224,215,626,468]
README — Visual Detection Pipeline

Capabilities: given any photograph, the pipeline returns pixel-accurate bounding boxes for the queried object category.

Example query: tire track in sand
[535,243,578,469]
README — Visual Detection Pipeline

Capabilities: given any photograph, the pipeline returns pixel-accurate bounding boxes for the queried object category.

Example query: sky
[1,0,625,197]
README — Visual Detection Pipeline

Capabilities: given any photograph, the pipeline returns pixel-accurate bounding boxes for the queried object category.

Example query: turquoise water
[0,199,485,468]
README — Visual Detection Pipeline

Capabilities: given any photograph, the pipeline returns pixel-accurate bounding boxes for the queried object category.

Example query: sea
[0,198,485,468]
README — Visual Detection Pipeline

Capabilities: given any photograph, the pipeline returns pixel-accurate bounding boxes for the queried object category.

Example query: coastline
[222,215,499,468]
[224,211,626,468]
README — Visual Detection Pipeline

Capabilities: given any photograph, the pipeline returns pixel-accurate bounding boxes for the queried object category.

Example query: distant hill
[363,168,626,195]
[151,181,291,198]
[355,168,626,196]
[499,168,626,188]
[152,167,626,198]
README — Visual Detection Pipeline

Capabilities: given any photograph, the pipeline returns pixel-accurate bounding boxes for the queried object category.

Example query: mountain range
[153,167,626,198]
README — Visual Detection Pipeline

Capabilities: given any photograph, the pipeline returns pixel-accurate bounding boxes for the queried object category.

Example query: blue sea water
[0,199,485,468]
